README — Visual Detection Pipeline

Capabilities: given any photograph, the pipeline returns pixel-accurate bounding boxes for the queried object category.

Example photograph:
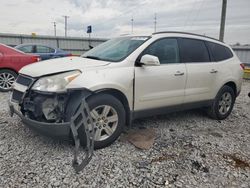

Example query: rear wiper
[84,56,101,60]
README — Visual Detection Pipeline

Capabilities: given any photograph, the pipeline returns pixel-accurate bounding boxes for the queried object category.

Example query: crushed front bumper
[9,101,71,140]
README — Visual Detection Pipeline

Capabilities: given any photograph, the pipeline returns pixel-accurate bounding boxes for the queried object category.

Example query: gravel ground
[0,81,250,188]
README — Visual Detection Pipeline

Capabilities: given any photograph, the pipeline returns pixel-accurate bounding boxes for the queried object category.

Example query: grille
[16,74,33,87]
[12,89,24,103]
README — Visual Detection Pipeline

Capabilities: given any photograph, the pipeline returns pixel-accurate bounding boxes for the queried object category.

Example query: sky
[0,0,250,44]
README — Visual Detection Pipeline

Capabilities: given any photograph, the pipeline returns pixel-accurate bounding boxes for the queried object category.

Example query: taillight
[240,63,245,70]
[32,56,41,62]
[67,53,72,57]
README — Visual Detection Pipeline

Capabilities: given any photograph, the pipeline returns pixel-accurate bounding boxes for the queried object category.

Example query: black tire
[77,93,125,149]
[207,85,236,120]
[0,69,17,92]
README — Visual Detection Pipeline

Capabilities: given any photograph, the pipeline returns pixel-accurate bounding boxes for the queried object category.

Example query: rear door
[134,38,187,111]
[35,45,55,60]
[205,41,235,96]
[178,38,217,103]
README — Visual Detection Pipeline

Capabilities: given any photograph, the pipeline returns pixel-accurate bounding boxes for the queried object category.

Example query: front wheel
[80,93,125,149]
[207,85,236,120]
[0,69,17,92]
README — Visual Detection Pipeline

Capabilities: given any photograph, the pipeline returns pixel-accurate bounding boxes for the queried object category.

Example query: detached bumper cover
[9,102,71,140]
[9,98,95,173]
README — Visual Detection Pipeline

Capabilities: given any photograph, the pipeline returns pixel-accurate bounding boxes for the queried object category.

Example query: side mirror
[140,54,160,66]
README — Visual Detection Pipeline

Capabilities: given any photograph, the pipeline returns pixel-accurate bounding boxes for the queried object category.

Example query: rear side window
[178,38,210,63]
[206,42,233,61]
[142,38,180,64]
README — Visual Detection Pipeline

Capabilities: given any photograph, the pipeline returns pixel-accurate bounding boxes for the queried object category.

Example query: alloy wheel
[218,92,232,115]
[0,72,15,90]
[89,105,118,141]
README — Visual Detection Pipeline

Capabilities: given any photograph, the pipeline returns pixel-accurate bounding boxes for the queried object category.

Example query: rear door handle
[174,71,184,76]
[210,69,218,74]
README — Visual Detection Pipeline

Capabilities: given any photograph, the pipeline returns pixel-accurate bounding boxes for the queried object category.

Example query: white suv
[9,32,244,149]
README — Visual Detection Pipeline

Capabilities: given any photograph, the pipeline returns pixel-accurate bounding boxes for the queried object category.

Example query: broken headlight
[32,70,81,92]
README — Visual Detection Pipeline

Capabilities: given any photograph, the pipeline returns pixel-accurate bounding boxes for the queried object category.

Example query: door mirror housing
[140,54,160,66]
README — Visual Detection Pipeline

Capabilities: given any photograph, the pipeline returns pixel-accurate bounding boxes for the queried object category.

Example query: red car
[0,43,40,92]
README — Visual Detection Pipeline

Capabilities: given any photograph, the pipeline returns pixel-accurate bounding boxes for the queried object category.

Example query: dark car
[0,43,40,91]
[15,44,72,60]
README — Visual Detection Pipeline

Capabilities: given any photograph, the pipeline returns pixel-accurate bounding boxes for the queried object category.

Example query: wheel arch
[0,67,18,74]
[223,81,237,96]
[94,88,132,126]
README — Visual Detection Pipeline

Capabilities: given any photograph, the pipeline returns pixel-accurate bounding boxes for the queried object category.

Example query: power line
[189,0,205,29]
[183,0,199,29]
[52,22,56,36]
[154,13,157,32]
[62,15,69,37]
[131,16,134,34]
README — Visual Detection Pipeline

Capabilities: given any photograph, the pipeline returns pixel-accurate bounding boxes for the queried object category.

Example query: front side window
[18,45,33,53]
[141,38,180,64]
[178,38,210,63]
[82,36,149,62]
[206,41,233,61]
[36,46,55,53]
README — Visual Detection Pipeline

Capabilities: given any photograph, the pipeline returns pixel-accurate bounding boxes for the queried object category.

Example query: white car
[9,32,244,149]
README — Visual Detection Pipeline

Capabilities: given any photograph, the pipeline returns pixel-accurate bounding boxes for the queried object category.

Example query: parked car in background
[0,43,40,91]
[15,44,72,60]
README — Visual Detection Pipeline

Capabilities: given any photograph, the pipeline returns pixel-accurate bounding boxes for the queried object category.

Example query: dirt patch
[122,128,156,150]
[223,154,250,169]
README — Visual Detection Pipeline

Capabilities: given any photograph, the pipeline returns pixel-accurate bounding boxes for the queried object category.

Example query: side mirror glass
[140,54,160,66]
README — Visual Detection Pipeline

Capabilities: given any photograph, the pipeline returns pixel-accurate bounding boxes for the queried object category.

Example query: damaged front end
[9,74,95,172]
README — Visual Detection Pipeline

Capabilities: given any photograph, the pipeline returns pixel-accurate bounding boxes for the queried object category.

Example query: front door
[134,38,187,111]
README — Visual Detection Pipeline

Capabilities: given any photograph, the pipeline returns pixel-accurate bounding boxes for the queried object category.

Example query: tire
[77,93,125,149]
[0,69,17,92]
[207,85,236,120]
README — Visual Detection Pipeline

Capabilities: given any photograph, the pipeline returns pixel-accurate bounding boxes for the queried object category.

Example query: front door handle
[174,71,184,76]
[210,69,218,74]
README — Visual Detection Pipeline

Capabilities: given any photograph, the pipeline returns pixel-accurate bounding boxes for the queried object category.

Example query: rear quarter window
[206,41,233,61]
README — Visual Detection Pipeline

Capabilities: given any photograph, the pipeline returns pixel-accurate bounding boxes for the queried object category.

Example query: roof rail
[152,31,222,43]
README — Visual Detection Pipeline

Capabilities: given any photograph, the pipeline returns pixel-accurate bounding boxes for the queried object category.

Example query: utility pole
[52,22,56,36]
[62,15,69,37]
[131,16,134,34]
[154,13,157,33]
[219,0,227,41]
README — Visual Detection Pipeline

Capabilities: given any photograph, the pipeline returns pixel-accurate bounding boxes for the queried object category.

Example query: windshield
[82,36,149,62]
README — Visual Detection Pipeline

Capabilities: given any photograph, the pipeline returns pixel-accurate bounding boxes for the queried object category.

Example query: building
[0,33,106,55]
[0,33,250,64]
[231,45,250,66]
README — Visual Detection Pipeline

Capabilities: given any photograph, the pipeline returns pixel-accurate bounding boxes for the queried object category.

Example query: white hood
[19,56,110,77]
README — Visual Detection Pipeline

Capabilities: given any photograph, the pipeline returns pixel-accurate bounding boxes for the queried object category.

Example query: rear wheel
[0,69,17,92]
[77,93,125,149]
[207,85,235,120]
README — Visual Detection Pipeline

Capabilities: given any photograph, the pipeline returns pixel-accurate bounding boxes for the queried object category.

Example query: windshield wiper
[84,55,101,60]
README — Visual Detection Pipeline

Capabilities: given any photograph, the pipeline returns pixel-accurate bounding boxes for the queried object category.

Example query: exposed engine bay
[22,91,69,123]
